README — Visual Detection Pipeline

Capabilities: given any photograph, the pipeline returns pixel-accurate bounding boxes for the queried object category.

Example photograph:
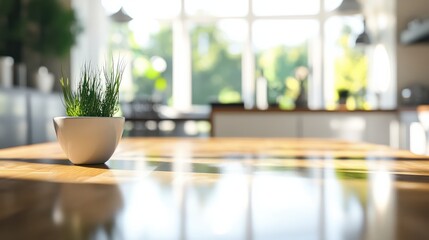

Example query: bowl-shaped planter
[53,117,124,165]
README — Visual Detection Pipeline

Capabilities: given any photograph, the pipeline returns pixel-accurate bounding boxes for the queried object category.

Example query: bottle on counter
[256,69,268,110]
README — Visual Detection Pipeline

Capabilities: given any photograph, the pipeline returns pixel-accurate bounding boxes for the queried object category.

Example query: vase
[0,56,14,88]
[34,66,55,92]
[14,62,27,88]
[53,117,125,165]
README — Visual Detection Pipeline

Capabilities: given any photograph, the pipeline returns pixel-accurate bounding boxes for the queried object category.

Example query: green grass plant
[60,61,124,117]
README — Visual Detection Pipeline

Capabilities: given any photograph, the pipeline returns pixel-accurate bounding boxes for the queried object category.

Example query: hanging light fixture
[355,19,372,45]
[335,0,362,12]
[110,6,133,23]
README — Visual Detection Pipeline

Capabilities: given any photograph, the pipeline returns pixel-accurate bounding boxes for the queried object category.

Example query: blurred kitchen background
[1,0,429,154]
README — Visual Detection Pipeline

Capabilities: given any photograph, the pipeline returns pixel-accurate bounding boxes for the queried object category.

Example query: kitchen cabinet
[212,111,299,137]
[211,106,398,147]
[301,112,398,146]
[28,91,64,144]
[0,89,28,148]
[0,89,64,148]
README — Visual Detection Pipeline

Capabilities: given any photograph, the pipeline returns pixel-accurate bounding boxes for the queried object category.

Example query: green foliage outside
[257,44,309,109]
[191,25,242,105]
[109,23,172,103]
[334,26,368,109]
[256,26,368,110]
[60,61,125,117]
[109,23,242,105]
[108,21,366,109]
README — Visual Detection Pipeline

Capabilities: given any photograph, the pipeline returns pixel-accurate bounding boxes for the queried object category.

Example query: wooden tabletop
[1,137,429,239]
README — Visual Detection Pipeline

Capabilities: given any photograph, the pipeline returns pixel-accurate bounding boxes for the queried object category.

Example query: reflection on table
[1,138,429,239]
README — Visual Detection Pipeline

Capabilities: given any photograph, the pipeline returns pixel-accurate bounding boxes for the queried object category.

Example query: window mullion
[242,0,255,109]
[318,0,326,109]
[172,0,192,111]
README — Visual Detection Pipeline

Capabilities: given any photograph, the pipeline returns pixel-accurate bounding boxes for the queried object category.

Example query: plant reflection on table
[328,162,395,240]
[55,182,123,240]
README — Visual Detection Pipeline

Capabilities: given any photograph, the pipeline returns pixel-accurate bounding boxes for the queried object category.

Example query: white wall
[71,0,109,84]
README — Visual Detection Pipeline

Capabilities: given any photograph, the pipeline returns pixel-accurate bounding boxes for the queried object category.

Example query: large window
[108,20,173,103]
[190,21,244,105]
[324,16,368,110]
[253,20,317,108]
[93,0,394,111]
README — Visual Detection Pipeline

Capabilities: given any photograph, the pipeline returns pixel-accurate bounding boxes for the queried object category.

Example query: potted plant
[1,0,81,89]
[338,89,350,105]
[53,61,125,165]
[26,0,81,91]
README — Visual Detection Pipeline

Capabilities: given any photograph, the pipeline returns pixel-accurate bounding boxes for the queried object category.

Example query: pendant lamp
[355,19,371,45]
[110,6,132,23]
[336,0,361,12]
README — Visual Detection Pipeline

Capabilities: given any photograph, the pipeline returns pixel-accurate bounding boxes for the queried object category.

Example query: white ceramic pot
[53,117,125,165]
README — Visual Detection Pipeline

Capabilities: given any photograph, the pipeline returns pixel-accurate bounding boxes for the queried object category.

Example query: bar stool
[120,98,160,136]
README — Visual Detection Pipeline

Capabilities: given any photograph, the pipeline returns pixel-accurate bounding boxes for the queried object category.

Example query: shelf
[401,19,429,44]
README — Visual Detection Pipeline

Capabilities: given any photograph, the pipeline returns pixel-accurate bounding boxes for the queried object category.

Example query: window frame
[74,0,396,112]
[172,0,364,111]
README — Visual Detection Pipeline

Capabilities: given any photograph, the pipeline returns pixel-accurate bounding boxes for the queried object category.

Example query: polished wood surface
[1,137,429,239]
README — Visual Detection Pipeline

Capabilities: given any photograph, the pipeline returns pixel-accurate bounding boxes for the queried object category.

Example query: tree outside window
[103,0,375,110]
